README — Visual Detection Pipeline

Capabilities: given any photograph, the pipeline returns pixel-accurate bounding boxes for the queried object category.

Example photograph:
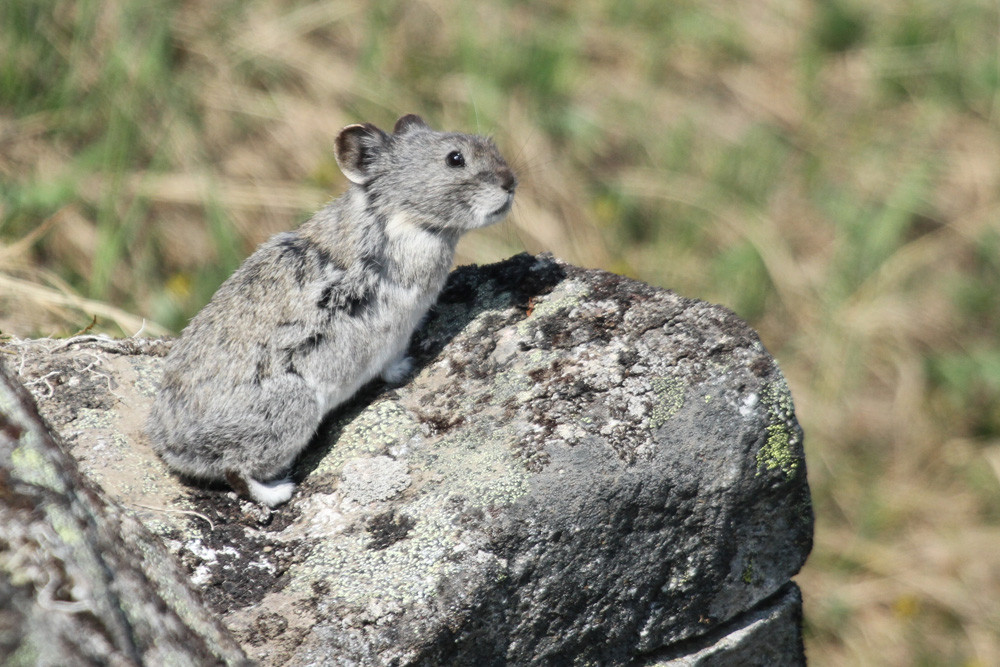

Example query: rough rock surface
[0,344,248,665]
[1,253,813,665]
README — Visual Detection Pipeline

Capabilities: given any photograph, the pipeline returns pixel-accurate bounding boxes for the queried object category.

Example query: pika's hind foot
[229,473,295,507]
[380,355,413,385]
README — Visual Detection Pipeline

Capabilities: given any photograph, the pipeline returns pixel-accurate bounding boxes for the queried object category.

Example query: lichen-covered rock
[1,253,813,665]
[0,346,249,666]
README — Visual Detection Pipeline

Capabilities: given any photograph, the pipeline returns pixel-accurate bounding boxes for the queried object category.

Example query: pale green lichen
[73,408,116,433]
[74,408,130,457]
[50,507,84,546]
[10,445,63,492]
[665,555,699,592]
[649,377,684,430]
[315,400,422,475]
[409,426,531,508]
[5,643,38,667]
[298,499,463,605]
[292,419,529,606]
[756,379,801,479]
[493,366,534,400]
[131,358,163,397]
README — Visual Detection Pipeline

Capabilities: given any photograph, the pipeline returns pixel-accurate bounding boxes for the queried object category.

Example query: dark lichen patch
[418,411,466,435]
[510,253,568,301]
[518,276,662,355]
[526,447,552,472]
[750,354,774,378]
[459,322,503,381]
[409,371,472,435]
[443,253,566,307]
[531,308,574,349]
[435,272,478,305]
[522,304,629,351]
[562,263,658,304]
[366,510,416,550]
[266,498,308,534]
[525,357,568,384]
[446,495,488,530]
[414,254,567,364]
[309,579,330,602]
[500,276,771,465]
[173,492,307,613]
[243,611,290,646]
[617,349,639,370]
[413,303,518,369]
[711,304,762,344]
[510,414,561,470]
[12,353,117,420]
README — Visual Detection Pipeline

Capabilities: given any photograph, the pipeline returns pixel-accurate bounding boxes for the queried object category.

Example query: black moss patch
[437,252,566,308]
[366,510,416,550]
[174,492,308,613]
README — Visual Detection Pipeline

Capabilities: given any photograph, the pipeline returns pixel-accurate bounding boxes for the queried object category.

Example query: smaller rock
[645,583,805,666]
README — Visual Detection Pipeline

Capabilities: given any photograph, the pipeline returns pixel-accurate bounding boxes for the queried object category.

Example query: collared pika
[146,114,516,506]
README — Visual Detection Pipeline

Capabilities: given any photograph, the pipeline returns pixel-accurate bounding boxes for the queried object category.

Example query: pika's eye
[446,150,465,168]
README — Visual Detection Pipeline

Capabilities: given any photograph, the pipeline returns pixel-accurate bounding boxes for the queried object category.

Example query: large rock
[1,253,813,665]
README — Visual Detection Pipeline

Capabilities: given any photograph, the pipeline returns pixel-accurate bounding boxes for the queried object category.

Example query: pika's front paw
[380,355,413,385]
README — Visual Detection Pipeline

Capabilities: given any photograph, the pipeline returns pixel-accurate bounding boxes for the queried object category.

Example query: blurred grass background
[2,0,999,663]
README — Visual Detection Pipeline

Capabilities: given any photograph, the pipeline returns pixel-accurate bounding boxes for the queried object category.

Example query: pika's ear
[335,123,389,184]
[393,114,430,135]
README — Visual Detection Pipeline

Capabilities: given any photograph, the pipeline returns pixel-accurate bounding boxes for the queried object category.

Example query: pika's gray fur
[146,115,516,506]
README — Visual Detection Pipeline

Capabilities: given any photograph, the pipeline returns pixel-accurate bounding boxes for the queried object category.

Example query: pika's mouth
[490,195,514,218]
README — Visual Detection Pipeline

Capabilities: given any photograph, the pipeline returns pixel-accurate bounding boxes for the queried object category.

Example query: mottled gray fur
[146,115,516,506]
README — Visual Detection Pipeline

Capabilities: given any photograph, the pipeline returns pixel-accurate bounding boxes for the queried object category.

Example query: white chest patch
[304,212,455,419]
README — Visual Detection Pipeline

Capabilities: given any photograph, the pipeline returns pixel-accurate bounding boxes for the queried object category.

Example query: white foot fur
[380,355,413,385]
[246,477,295,507]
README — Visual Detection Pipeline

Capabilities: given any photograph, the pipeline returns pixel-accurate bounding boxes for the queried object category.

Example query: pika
[146,114,516,506]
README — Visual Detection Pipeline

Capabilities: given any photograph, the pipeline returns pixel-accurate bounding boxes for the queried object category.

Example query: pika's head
[334,114,517,232]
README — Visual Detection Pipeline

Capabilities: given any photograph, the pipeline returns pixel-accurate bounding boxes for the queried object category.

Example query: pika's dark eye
[446,150,465,168]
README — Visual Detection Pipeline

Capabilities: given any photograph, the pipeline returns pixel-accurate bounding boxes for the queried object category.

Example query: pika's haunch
[146,114,516,506]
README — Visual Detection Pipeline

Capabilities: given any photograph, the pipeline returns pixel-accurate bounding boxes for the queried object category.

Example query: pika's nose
[498,167,517,194]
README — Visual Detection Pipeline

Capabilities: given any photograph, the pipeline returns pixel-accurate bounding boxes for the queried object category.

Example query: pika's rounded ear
[393,114,430,135]
[334,123,389,184]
